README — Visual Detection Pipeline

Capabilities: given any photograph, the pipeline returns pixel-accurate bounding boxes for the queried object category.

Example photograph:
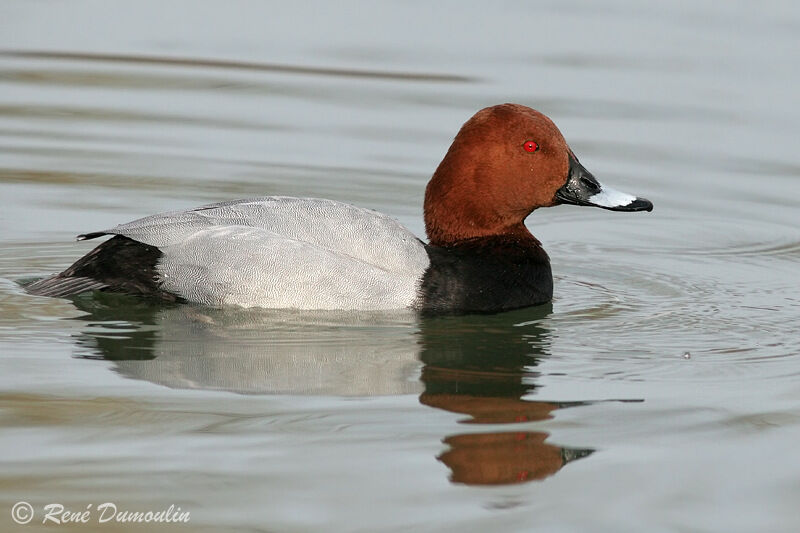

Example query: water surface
[1,1,799,532]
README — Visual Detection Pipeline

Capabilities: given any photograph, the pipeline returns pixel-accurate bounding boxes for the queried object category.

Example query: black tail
[26,235,180,301]
[25,274,108,297]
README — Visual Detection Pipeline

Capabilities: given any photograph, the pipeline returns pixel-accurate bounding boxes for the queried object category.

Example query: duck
[26,103,652,313]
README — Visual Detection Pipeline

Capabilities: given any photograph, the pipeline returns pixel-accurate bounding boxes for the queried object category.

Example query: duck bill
[556,153,653,212]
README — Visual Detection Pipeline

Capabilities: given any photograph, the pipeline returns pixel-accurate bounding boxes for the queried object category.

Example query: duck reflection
[70,293,593,485]
[418,308,593,485]
[71,293,423,395]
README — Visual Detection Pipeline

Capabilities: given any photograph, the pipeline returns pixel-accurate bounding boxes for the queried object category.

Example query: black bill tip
[609,197,653,212]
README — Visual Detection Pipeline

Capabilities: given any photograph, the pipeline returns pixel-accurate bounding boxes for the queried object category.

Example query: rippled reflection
[71,293,422,396]
[68,294,598,485]
[419,310,594,484]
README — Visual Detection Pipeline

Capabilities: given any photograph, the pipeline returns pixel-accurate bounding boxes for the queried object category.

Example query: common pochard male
[27,104,652,313]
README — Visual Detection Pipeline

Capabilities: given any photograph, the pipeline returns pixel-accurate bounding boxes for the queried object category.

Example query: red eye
[523,140,539,153]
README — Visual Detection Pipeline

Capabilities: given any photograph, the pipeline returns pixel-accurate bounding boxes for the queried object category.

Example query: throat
[426,221,540,248]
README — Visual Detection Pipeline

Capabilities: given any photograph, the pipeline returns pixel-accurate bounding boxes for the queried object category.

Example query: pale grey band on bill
[588,186,637,209]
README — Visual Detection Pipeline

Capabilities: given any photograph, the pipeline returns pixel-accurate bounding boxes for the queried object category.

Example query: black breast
[419,236,552,314]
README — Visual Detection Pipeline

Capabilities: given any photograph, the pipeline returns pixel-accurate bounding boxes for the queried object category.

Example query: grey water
[1,1,799,532]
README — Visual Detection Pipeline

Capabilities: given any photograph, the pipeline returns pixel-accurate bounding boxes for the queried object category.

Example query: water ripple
[0,50,477,83]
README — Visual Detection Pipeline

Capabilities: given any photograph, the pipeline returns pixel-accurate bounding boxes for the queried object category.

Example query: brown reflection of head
[439,431,566,485]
